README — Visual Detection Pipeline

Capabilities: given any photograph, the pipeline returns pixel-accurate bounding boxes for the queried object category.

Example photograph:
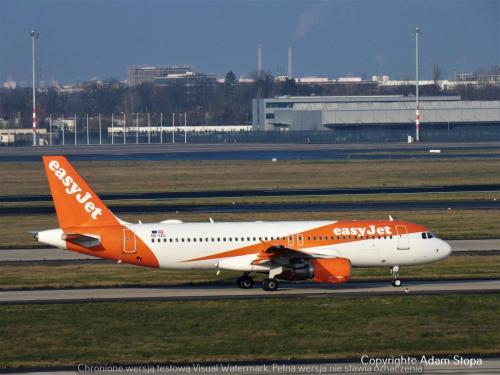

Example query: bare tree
[432,64,442,87]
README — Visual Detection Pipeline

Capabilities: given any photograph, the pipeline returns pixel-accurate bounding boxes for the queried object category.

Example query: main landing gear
[391,266,402,287]
[236,274,279,291]
[262,278,279,292]
[237,274,254,289]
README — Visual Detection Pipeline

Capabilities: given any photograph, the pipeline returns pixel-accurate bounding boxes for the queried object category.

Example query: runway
[4,357,500,375]
[1,279,499,304]
[2,199,500,215]
[3,357,500,375]
[1,142,500,162]
[1,239,498,263]
[2,183,500,203]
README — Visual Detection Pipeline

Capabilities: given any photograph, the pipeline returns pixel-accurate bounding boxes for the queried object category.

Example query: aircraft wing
[61,233,101,248]
[252,244,333,265]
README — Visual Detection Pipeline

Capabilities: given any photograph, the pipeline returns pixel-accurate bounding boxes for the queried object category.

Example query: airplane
[34,156,452,291]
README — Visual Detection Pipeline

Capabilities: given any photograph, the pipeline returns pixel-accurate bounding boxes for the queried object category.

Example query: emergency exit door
[396,225,410,250]
[123,229,137,254]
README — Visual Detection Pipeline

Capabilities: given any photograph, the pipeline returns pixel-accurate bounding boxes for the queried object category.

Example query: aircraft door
[297,234,304,247]
[396,225,410,250]
[123,228,137,254]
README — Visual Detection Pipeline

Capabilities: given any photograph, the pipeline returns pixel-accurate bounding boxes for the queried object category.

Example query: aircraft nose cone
[439,240,452,258]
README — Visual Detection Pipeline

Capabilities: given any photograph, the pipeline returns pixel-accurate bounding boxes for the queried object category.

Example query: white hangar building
[252,95,500,131]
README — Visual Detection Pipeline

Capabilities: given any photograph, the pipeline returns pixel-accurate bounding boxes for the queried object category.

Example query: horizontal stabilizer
[62,233,101,248]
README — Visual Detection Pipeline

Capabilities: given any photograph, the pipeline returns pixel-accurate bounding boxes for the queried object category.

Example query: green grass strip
[1,295,500,368]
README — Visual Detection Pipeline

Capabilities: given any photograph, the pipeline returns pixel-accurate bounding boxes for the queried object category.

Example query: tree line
[1,69,500,129]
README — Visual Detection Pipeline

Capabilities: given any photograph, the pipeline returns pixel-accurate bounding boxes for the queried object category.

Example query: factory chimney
[288,46,293,78]
[258,45,263,78]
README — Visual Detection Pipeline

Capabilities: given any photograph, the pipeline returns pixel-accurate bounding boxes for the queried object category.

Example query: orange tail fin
[43,156,119,228]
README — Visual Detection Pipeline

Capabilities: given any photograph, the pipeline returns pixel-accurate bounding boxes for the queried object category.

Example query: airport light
[111,113,114,145]
[122,112,126,144]
[74,114,77,145]
[148,112,151,144]
[48,114,52,146]
[413,27,421,142]
[62,113,65,145]
[98,113,102,145]
[172,112,175,144]
[30,30,39,146]
[160,113,163,144]
[136,113,139,144]
[86,113,89,145]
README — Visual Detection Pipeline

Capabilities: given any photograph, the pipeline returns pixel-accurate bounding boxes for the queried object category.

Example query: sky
[0,0,499,85]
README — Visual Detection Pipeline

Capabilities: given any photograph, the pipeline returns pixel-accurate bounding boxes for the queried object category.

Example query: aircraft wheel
[237,275,254,289]
[262,278,278,291]
[392,279,402,287]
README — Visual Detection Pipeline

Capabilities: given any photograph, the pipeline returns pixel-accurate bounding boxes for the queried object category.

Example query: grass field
[1,295,499,367]
[2,158,500,196]
[0,255,498,290]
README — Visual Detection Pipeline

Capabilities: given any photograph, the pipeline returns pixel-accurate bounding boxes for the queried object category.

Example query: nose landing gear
[391,266,402,287]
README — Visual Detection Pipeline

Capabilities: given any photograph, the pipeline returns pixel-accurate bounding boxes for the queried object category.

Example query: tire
[392,279,402,287]
[237,276,254,289]
[262,278,278,291]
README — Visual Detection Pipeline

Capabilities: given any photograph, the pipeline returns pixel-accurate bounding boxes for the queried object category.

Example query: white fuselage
[125,220,452,270]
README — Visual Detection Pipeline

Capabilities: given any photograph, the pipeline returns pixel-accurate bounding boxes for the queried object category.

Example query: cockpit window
[421,232,427,239]
[427,232,434,238]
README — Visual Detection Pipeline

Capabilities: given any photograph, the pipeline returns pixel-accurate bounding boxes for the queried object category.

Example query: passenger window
[253,237,256,241]
[427,232,434,238]
[421,233,427,239]
[181,238,185,242]
[193,238,196,242]
[223,238,226,241]
[217,238,220,241]
[151,239,154,243]
[265,237,268,241]
[307,236,311,240]
[170,239,173,242]
[187,238,190,242]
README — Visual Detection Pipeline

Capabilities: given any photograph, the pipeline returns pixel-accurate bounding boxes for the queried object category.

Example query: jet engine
[276,257,351,284]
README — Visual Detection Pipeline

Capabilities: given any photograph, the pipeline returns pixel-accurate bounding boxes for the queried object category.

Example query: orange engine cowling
[312,258,351,284]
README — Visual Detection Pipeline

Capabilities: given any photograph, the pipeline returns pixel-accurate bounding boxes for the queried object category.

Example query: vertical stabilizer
[42,156,119,228]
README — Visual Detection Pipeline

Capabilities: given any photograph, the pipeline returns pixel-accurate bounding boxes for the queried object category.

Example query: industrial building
[252,95,500,132]
[127,65,216,86]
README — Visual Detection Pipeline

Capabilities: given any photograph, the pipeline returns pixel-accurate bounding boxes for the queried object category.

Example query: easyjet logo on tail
[48,160,102,220]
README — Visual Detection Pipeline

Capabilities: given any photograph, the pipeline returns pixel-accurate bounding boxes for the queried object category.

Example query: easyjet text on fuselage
[333,225,392,237]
